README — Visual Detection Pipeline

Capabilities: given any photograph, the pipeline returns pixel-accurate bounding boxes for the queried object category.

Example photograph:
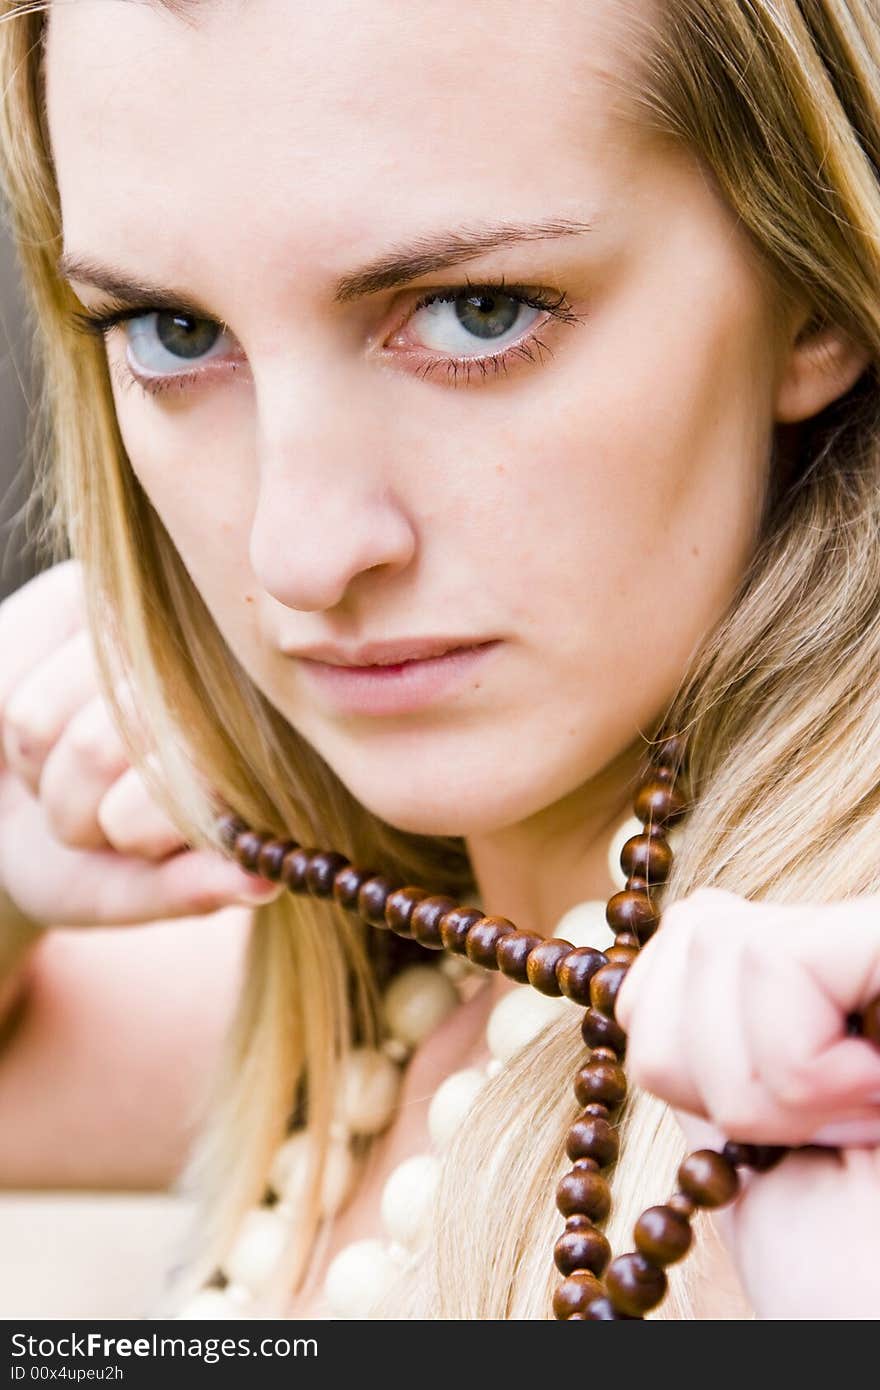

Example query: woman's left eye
[124,311,233,377]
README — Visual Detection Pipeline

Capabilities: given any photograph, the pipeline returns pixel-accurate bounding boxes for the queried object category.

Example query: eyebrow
[56,217,595,313]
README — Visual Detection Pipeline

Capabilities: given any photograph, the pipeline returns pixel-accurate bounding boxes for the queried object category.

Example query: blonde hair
[1,0,879,1320]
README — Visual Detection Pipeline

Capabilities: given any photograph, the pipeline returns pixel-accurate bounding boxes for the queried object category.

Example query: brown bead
[357,874,394,927]
[556,947,607,1005]
[552,1270,605,1319]
[590,1046,619,1063]
[233,829,265,872]
[605,889,659,941]
[526,938,575,996]
[614,931,641,950]
[572,1157,600,1173]
[652,734,687,770]
[605,944,639,966]
[633,777,687,828]
[605,1252,667,1316]
[583,1103,609,1119]
[581,1295,629,1320]
[217,813,247,851]
[862,994,880,1047]
[384,885,428,936]
[333,864,380,911]
[564,1213,595,1231]
[255,837,297,880]
[496,930,546,982]
[667,1192,696,1218]
[466,915,516,969]
[409,894,458,950]
[677,1150,740,1208]
[589,962,629,1019]
[620,833,673,885]
[555,1168,612,1220]
[581,1007,626,1055]
[305,850,350,897]
[721,1141,786,1173]
[439,906,486,955]
[625,875,651,895]
[554,1226,612,1277]
[280,845,312,891]
[566,1115,619,1168]
[634,1205,692,1265]
[574,1059,627,1110]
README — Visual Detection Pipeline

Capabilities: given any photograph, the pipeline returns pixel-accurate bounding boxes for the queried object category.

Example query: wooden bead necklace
[206,733,880,1320]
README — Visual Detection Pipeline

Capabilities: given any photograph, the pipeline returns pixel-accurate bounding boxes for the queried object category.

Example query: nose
[248,383,417,613]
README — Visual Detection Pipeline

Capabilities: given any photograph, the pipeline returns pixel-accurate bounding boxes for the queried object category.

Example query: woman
[0,0,878,1320]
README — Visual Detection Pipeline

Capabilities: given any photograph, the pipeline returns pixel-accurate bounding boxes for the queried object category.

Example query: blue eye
[124,311,231,376]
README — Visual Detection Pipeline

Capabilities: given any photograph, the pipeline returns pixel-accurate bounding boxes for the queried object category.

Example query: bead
[410,894,458,949]
[553,1226,612,1277]
[486,987,572,1063]
[581,1295,627,1320]
[382,964,459,1047]
[620,833,672,886]
[605,889,659,942]
[224,1205,290,1294]
[633,777,687,828]
[677,1150,740,1207]
[589,962,629,1019]
[217,813,247,851]
[862,995,880,1046]
[333,864,380,912]
[668,1192,696,1218]
[574,1059,627,1109]
[427,1067,486,1148]
[234,829,265,872]
[174,1288,246,1319]
[556,1168,612,1220]
[721,1141,785,1172]
[336,1047,402,1135]
[269,1132,354,1217]
[256,837,297,880]
[583,1102,609,1119]
[565,1115,619,1167]
[379,1154,440,1249]
[652,734,687,769]
[466,915,517,969]
[439,905,486,955]
[384,885,428,936]
[526,938,573,995]
[607,815,643,890]
[634,1205,692,1265]
[590,1045,620,1063]
[322,1238,401,1319]
[495,930,545,982]
[605,944,639,965]
[357,874,394,927]
[281,846,312,892]
[581,1007,626,1055]
[554,899,615,953]
[614,931,640,950]
[556,947,607,1005]
[605,1252,667,1316]
[306,850,350,897]
[552,1270,605,1319]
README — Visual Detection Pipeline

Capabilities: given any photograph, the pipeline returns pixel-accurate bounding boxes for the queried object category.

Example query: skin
[31,0,878,1318]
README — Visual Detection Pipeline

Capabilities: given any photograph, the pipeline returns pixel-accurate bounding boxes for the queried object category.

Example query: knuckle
[3,693,55,766]
[64,704,125,775]
[770,1059,816,1111]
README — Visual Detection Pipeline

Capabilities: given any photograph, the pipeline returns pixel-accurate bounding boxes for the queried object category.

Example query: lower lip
[296,641,502,715]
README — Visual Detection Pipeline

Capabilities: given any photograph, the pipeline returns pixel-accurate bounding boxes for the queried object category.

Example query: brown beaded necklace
[215,732,880,1320]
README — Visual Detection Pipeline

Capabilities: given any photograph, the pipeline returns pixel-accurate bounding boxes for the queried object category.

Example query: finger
[0,561,85,772]
[1,628,100,794]
[38,694,132,849]
[808,1116,880,1146]
[97,756,189,859]
[619,909,704,1113]
[774,898,880,1013]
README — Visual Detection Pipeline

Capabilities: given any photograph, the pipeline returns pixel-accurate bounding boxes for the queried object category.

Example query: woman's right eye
[124,310,235,377]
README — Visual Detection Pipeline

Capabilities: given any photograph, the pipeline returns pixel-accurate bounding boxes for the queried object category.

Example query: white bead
[382,964,459,1048]
[439,953,479,982]
[269,1131,355,1216]
[173,1288,246,1319]
[486,988,573,1064]
[427,1067,487,1149]
[379,1153,440,1249]
[336,1046,402,1135]
[607,814,643,890]
[322,1238,401,1319]
[554,899,615,953]
[224,1205,289,1295]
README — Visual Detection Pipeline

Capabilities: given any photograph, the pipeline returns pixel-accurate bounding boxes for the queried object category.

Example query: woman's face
[46,0,787,835]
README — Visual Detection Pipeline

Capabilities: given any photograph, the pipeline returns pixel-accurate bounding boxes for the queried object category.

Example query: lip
[293,639,502,715]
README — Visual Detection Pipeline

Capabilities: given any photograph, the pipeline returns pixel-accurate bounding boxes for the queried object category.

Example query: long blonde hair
[1,0,879,1319]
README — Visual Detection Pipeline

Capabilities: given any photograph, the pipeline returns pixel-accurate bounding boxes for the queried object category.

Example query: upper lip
[284,636,496,667]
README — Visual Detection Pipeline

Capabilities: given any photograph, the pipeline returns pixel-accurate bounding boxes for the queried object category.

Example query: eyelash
[69,273,586,397]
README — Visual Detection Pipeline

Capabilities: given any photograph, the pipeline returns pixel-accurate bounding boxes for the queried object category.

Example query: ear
[774,310,875,424]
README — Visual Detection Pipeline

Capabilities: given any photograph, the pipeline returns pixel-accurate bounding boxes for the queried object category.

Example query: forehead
[45,0,648,271]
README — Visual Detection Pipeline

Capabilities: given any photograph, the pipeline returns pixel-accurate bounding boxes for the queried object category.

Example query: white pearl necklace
[173,814,664,1320]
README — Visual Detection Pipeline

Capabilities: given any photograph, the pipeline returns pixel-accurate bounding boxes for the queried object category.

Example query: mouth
[293,639,503,716]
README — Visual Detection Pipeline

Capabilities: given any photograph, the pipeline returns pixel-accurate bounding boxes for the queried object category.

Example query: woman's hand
[0,560,281,930]
[615,886,880,1318]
